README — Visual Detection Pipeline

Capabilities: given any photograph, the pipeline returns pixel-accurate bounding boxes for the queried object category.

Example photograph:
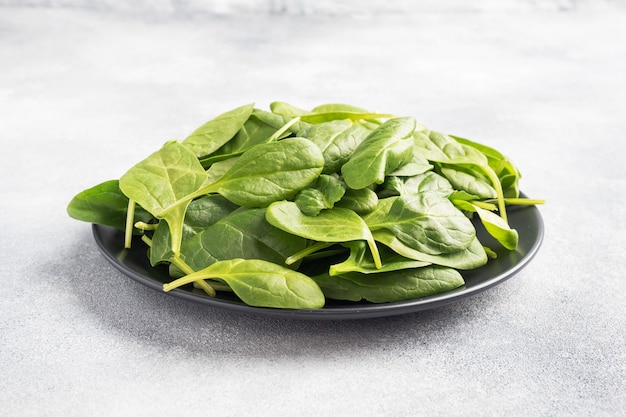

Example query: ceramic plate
[92,200,543,320]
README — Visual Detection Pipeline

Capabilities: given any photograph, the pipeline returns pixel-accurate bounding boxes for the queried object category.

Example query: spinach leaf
[204,156,239,184]
[451,134,521,198]
[182,103,254,158]
[371,229,488,270]
[311,265,464,303]
[66,179,153,232]
[341,117,416,189]
[310,103,371,113]
[178,207,307,272]
[328,242,430,276]
[413,130,488,164]
[148,221,179,266]
[439,165,497,199]
[380,171,454,198]
[310,122,372,174]
[334,187,379,214]
[254,108,311,133]
[387,152,433,177]
[453,200,519,250]
[119,141,208,255]
[299,111,394,124]
[183,194,239,234]
[148,195,238,266]
[163,258,325,309]
[413,129,510,222]
[270,101,393,124]
[266,201,382,269]
[270,101,310,117]
[295,174,346,216]
[199,137,325,207]
[198,109,303,168]
[299,119,365,174]
[363,193,476,255]
[214,110,284,154]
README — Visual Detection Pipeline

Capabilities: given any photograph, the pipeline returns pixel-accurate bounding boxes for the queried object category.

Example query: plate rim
[91,201,544,320]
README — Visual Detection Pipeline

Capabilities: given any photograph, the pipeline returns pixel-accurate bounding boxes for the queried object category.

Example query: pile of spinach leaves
[67,102,543,309]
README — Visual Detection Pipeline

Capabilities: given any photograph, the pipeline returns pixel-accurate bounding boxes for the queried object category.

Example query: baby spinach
[196,137,325,207]
[294,174,346,216]
[341,117,417,189]
[270,101,394,124]
[311,265,464,303]
[265,201,382,269]
[297,119,368,174]
[164,259,325,309]
[67,101,542,310]
[453,199,519,250]
[451,134,521,197]
[213,110,285,155]
[148,195,238,266]
[66,179,153,232]
[371,229,488,270]
[380,171,454,198]
[182,103,254,158]
[178,207,307,272]
[413,129,510,222]
[334,187,379,214]
[119,140,208,256]
[328,242,430,276]
[363,193,476,255]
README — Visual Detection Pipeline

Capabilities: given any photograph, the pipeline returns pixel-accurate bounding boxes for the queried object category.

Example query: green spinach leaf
[363,193,476,255]
[182,103,254,158]
[295,174,346,216]
[266,201,382,269]
[66,179,153,232]
[371,229,488,270]
[178,207,308,272]
[148,195,238,266]
[440,165,497,199]
[413,129,510,222]
[164,258,325,309]
[342,117,416,189]
[119,140,208,255]
[311,265,464,303]
[328,241,430,276]
[298,119,372,174]
[199,137,325,207]
[453,200,519,250]
[334,187,379,214]
[380,171,454,198]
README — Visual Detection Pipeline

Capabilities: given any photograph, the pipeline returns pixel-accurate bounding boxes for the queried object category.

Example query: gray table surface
[1,3,625,416]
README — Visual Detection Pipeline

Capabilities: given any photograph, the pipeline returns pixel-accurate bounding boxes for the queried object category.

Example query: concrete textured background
[1,1,625,416]
[2,0,626,15]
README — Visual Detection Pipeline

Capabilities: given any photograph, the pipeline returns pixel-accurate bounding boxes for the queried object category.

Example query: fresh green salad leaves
[67,102,543,309]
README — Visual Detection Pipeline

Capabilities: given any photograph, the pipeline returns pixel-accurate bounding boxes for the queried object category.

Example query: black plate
[92,201,543,320]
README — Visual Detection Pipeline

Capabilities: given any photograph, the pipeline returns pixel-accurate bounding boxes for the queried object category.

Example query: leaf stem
[134,221,158,231]
[163,270,215,293]
[470,200,498,211]
[286,241,334,265]
[367,240,383,270]
[141,235,216,297]
[267,116,301,142]
[503,198,546,205]
[478,165,508,223]
[193,280,232,293]
[169,255,216,297]
[124,199,136,249]
[192,279,217,297]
